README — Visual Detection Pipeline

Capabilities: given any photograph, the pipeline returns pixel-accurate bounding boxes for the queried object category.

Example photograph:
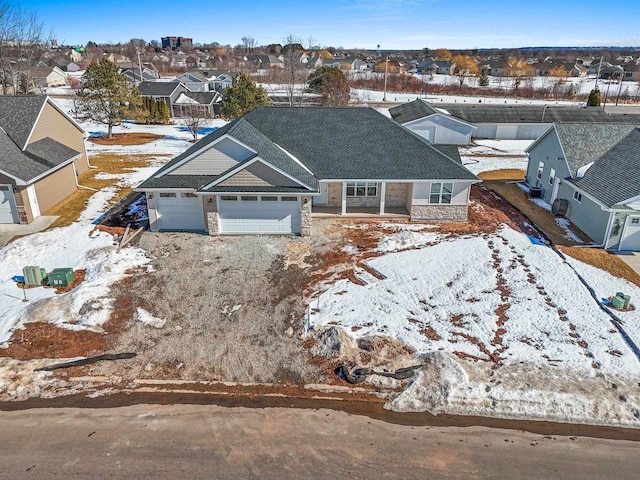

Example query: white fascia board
[320,178,477,183]
[155,134,258,178]
[201,156,315,192]
[404,114,476,130]
[0,169,26,185]
[272,142,314,175]
[45,97,88,136]
[22,98,47,149]
[197,191,320,196]
[133,187,198,193]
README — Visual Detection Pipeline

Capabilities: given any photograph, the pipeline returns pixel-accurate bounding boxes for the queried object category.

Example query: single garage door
[0,185,19,224]
[218,195,300,234]
[620,215,640,251]
[156,192,205,231]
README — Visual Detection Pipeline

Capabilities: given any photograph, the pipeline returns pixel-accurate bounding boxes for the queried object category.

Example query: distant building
[161,36,193,50]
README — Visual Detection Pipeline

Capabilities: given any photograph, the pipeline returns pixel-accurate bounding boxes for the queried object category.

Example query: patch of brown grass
[89,132,164,146]
[478,169,526,181]
[558,246,640,288]
[0,322,106,360]
[45,153,161,228]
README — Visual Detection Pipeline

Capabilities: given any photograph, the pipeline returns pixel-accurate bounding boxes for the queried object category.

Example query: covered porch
[312,181,411,217]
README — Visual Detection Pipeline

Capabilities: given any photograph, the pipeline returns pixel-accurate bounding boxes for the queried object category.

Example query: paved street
[0,404,638,479]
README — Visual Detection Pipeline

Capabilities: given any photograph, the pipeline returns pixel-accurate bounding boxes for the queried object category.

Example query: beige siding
[170,137,253,176]
[29,101,89,175]
[33,163,77,213]
[218,162,300,188]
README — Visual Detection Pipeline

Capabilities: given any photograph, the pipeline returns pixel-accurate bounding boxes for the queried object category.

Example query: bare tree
[282,33,307,106]
[180,103,209,142]
[241,36,256,54]
[0,1,50,94]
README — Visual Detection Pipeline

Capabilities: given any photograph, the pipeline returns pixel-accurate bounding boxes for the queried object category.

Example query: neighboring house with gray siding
[389,100,476,145]
[525,123,640,250]
[0,96,89,224]
[136,107,479,236]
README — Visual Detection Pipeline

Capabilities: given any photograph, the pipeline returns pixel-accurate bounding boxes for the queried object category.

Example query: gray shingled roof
[569,128,640,208]
[432,104,640,124]
[552,123,639,176]
[0,132,80,183]
[0,95,46,149]
[242,107,477,181]
[432,145,461,164]
[140,107,478,191]
[389,100,441,124]
[138,81,181,96]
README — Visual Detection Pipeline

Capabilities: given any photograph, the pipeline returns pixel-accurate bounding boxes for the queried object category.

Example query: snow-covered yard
[0,106,213,346]
[307,223,640,426]
[459,139,533,175]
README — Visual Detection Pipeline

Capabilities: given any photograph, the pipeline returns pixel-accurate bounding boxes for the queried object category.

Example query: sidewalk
[0,216,58,247]
[616,251,640,276]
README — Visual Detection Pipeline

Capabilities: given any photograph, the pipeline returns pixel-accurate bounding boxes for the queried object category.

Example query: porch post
[341,182,347,215]
[379,182,386,215]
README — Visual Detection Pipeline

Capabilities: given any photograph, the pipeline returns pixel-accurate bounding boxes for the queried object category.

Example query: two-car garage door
[218,195,300,234]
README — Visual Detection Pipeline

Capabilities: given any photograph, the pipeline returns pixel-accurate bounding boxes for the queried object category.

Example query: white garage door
[620,216,640,251]
[156,192,205,231]
[0,185,19,224]
[218,195,300,234]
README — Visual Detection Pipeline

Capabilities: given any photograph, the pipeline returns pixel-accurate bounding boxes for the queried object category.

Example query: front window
[573,191,582,203]
[346,182,377,197]
[429,182,453,204]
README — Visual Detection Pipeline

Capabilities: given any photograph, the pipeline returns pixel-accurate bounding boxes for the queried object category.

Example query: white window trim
[537,161,545,180]
[429,182,454,205]
[573,191,582,203]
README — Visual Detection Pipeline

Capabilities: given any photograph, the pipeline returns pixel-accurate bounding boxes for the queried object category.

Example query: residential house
[323,57,368,72]
[177,70,210,92]
[417,60,455,76]
[138,81,185,116]
[15,66,68,91]
[570,63,588,77]
[172,91,221,118]
[0,96,89,224]
[623,64,640,81]
[435,104,640,140]
[389,100,476,145]
[136,107,479,235]
[245,54,284,73]
[478,60,508,77]
[524,123,640,250]
[120,67,159,85]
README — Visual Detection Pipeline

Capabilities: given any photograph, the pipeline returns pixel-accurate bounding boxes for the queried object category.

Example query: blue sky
[31,0,640,49]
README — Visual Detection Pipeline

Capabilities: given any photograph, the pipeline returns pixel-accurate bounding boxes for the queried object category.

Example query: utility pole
[615,67,625,105]
[382,55,388,102]
[137,48,143,85]
[595,55,603,88]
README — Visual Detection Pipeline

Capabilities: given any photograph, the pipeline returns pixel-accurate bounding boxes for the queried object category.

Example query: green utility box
[612,294,626,309]
[48,268,75,287]
[22,266,47,286]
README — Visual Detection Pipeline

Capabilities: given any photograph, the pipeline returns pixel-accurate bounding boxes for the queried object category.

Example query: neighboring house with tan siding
[0,95,89,224]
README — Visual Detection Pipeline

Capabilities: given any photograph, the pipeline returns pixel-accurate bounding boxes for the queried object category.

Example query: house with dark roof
[172,91,221,118]
[136,107,479,235]
[0,96,89,224]
[138,81,185,117]
[524,123,640,250]
[389,100,476,145]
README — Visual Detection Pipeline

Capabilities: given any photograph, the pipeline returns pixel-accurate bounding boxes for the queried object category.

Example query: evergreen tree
[77,58,144,136]
[478,71,489,87]
[587,88,601,106]
[157,98,169,123]
[220,73,272,120]
[307,66,350,106]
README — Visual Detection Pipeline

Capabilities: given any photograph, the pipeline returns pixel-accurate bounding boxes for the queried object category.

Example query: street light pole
[137,48,143,86]
[615,67,625,105]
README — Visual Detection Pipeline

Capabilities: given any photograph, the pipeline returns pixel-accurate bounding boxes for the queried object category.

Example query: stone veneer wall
[385,183,409,207]
[410,204,468,222]
[205,195,219,235]
[300,196,312,236]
